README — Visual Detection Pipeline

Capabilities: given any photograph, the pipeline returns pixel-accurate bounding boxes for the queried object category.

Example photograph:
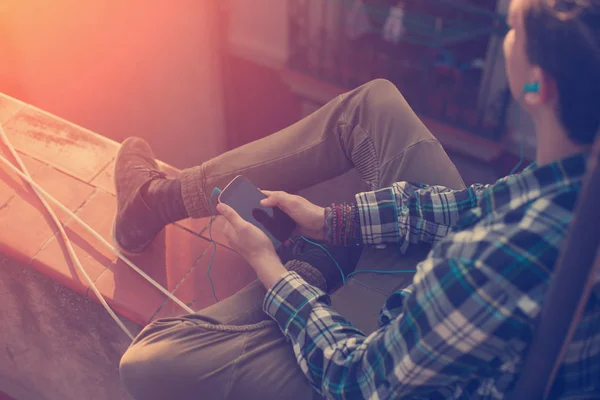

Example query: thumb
[216,203,246,228]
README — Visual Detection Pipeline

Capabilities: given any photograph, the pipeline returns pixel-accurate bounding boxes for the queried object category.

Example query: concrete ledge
[0,92,257,398]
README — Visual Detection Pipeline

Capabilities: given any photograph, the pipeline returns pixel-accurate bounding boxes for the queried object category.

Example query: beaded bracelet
[325,203,362,246]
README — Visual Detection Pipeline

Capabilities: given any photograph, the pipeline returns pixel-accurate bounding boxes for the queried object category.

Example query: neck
[534,115,590,165]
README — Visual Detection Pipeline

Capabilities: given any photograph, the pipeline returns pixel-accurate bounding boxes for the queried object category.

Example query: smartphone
[218,176,296,247]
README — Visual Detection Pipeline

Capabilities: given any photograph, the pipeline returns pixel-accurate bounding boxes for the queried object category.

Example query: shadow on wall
[0,0,226,169]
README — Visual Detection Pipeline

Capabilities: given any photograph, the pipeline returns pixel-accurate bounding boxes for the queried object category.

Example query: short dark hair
[524,0,600,145]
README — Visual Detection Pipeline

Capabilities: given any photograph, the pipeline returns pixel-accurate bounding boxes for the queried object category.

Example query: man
[118,0,600,398]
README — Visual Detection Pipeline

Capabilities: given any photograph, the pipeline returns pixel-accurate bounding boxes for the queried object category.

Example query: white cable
[0,122,194,339]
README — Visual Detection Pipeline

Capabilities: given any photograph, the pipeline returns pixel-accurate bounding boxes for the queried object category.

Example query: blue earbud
[523,82,540,93]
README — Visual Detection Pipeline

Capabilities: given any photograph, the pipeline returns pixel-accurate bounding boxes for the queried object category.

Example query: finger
[216,203,246,228]
[261,191,287,207]
[261,197,277,207]
[261,194,279,207]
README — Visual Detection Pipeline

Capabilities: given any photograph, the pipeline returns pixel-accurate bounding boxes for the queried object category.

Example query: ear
[524,67,557,106]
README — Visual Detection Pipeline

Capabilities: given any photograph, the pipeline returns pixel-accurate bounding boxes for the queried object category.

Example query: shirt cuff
[263,271,330,339]
[355,186,401,245]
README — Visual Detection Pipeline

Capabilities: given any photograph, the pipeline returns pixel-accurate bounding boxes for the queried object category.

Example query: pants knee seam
[351,126,380,189]
[379,138,441,172]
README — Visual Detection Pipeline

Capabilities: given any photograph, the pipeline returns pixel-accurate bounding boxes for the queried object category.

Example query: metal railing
[288,0,512,140]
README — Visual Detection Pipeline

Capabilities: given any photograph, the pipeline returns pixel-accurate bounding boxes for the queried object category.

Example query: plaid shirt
[263,152,600,399]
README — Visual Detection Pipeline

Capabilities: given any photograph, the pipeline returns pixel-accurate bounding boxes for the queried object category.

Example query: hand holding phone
[218,176,297,247]
[260,190,326,241]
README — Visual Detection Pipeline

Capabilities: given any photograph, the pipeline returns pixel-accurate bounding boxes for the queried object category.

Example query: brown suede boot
[112,137,187,253]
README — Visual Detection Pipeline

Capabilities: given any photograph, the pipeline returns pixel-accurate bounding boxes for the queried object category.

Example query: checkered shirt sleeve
[355,182,489,252]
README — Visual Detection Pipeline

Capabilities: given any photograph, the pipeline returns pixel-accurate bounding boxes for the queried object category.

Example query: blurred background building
[0,0,535,179]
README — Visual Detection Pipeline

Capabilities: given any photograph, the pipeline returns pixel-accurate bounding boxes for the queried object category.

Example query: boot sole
[110,216,152,258]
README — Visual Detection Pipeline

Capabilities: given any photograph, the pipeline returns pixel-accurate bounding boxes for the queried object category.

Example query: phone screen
[218,176,296,247]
